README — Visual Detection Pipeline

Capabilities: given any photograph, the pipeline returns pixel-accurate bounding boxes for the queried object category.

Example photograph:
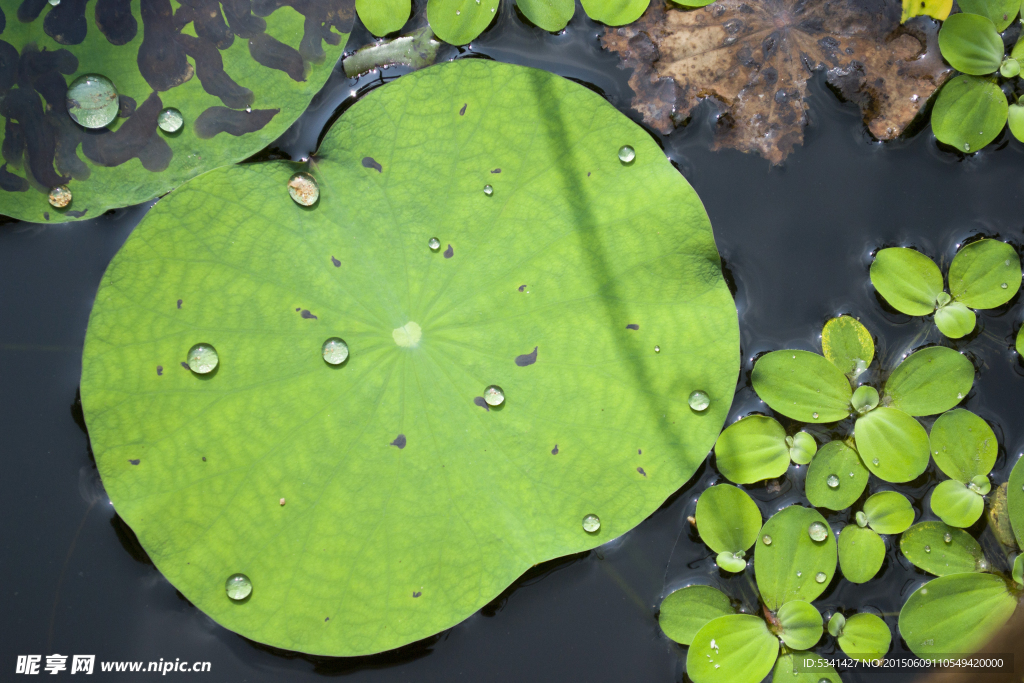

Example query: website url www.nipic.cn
[16,656,211,675]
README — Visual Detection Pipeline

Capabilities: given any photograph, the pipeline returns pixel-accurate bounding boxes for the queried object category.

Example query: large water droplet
[827,474,840,489]
[225,573,252,601]
[582,513,601,533]
[187,343,219,374]
[483,184,493,196]
[157,107,183,133]
[48,185,72,208]
[428,237,441,251]
[808,521,828,542]
[66,74,119,128]
[288,172,319,206]
[322,337,349,365]
[815,572,826,583]
[924,545,931,553]
[618,145,635,163]
[688,390,710,411]
[762,534,772,545]
[944,532,952,544]
[483,385,505,407]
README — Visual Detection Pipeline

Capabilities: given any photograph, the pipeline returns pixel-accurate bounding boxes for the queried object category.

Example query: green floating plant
[713,415,817,484]
[821,315,875,384]
[928,409,997,527]
[900,521,986,576]
[839,491,914,583]
[658,585,735,646]
[870,241,1021,338]
[805,441,869,510]
[1007,455,1024,549]
[695,485,762,572]
[957,0,1021,32]
[828,611,892,661]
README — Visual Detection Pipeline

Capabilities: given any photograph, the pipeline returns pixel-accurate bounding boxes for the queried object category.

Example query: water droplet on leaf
[48,185,72,208]
[157,107,183,133]
[944,532,952,543]
[618,145,635,163]
[812,412,818,419]
[654,345,660,353]
[815,571,826,583]
[288,172,319,206]
[808,522,828,542]
[872,458,880,466]
[582,513,600,533]
[187,343,219,374]
[964,143,971,151]
[428,237,441,251]
[322,338,349,365]
[924,545,931,553]
[483,385,505,406]
[483,184,493,196]
[827,474,839,489]
[66,74,119,128]
[688,390,710,411]
[1002,283,1008,289]
[796,571,802,577]
[762,534,772,545]
[225,573,252,601]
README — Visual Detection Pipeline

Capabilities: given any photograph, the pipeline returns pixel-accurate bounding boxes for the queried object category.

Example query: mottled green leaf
[898,573,1016,658]
[957,0,1020,32]
[934,301,977,339]
[854,408,930,483]
[777,600,822,651]
[862,491,915,535]
[988,482,1017,548]
[659,585,735,646]
[838,525,885,584]
[1009,457,1024,548]
[949,239,1021,309]
[80,60,740,656]
[938,13,1004,75]
[900,522,985,576]
[356,0,411,36]
[714,416,790,485]
[931,480,985,528]
[696,485,762,556]
[580,0,650,26]
[752,351,853,424]
[805,441,869,510]
[883,347,974,417]
[518,0,576,32]
[930,409,997,483]
[755,507,837,610]
[687,615,778,683]
[837,612,891,661]
[870,248,943,316]
[932,75,1008,153]
[1009,103,1024,143]
[901,0,952,22]
[821,315,874,381]
[426,0,499,44]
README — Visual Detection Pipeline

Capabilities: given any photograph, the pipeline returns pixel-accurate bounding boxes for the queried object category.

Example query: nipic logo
[15,655,94,675]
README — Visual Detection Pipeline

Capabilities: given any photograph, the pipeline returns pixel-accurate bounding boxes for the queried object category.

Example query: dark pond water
[3,2,1024,681]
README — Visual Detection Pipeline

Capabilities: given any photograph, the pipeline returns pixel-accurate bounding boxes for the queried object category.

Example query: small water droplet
[654,345,660,353]
[849,472,854,477]
[245,105,252,113]
[322,338,349,365]
[428,237,441,251]
[827,474,840,489]
[688,390,710,411]
[225,573,252,601]
[977,558,990,571]
[66,74,119,128]
[157,107,183,133]
[484,385,505,406]
[618,145,635,163]
[818,679,830,683]
[582,513,600,533]
[1002,282,1008,289]
[808,521,828,542]
[815,572,826,583]
[944,532,952,543]
[792,354,796,359]
[483,184,493,196]
[762,534,772,545]
[48,185,72,208]
[924,545,931,553]
[920,589,928,596]
[187,343,219,374]
[48,0,60,5]
[796,571,802,577]
[872,457,880,466]
[957,392,963,399]
[288,172,319,206]
[964,143,971,151]
[812,412,818,419]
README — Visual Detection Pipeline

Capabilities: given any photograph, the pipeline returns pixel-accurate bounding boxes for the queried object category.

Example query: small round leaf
[900,522,985,576]
[898,573,1016,658]
[696,485,762,555]
[957,0,1020,32]
[837,612,891,661]
[751,351,853,423]
[789,432,817,465]
[838,525,885,584]
[828,613,846,637]
[1009,104,1024,143]
[821,316,874,380]
[772,652,841,683]
[805,441,869,510]
[777,600,823,651]
[862,491,915,535]
[930,479,985,528]
[579,0,650,26]
[932,75,1008,153]
[714,416,790,485]
[934,301,977,339]
[517,0,576,32]
[686,615,778,683]
[854,408,930,483]
[949,238,1021,309]
[937,13,1005,75]
[883,347,974,417]
[869,248,943,316]
[716,552,747,573]
[426,0,499,45]
[929,409,997,483]
[1014,555,1023,586]
[755,507,837,610]
[356,0,412,36]
[1008,456,1024,547]
[659,585,735,645]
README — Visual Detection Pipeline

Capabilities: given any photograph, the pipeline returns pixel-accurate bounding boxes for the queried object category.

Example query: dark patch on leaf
[129,459,140,465]
[82,92,172,171]
[0,82,69,188]
[0,41,18,95]
[443,244,453,259]
[180,361,190,369]
[459,103,466,115]
[515,346,538,367]
[177,299,182,308]
[390,434,406,449]
[248,31,306,81]
[157,365,163,375]
[0,163,28,192]
[202,456,206,461]
[17,0,46,23]
[43,0,89,45]
[0,6,5,33]
[626,324,639,330]
[118,95,137,118]
[175,0,234,50]
[251,0,355,62]
[300,309,317,319]
[138,0,195,92]
[551,444,558,454]
[491,168,500,173]
[412,591,421,597]
[176,34,253,109]
[43,211,49,220]
[65,209,87,217]
[95,0,138,45]
[474,397,489,411]
[193,106,278,139]
[361,156,382,172]
[637,467,647,477]
[331,256,340,267]
[223,0,268,39]
[324,617,329,621]
[518,284,526,292]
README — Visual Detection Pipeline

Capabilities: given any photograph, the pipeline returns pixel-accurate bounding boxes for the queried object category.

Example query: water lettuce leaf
[426,0,499,44]
[776,600,822,651]
[838,524,885,584]
[837,612,891,661]
[687,615,778,683]
[930,479,985,528]
[805,441,869,510]
[356,0,411,36]
[882,346,973,417]
[821,315,874,382]
[755,507,837,610]
[937,14,1004,75]
[751,351,852,424]
[899,522,985,576]
[714,415,791,484]
[931,75,1008,153]
[659,585,735,646]
[854,407,930,483]
[870,248,944,316]
[929,409,996,483]
[861,491,915,535]
[696,484,762,559]
[517,0,576,32]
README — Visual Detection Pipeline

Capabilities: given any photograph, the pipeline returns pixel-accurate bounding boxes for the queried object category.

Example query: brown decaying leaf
[602,0,952,164]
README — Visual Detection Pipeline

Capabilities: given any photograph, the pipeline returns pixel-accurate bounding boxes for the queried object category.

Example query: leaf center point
[393,321,423,348]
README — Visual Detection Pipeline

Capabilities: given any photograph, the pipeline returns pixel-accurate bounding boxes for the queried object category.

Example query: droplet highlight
[654,345,660,353]
[827,474,840,489]
[288,172,319,206]
[48,185,72,208]
[187,343,219,374]
[582,513,601,533]
[428,237,441,251]
[322,337,349,365]
[483,385,505,407]
[225,573,252,601]
[872,458,880,466]
[157,107,183,133]
[688,390,710,412]
[618,145,635,163]
[66,74,119,129]
[808,522,828,542]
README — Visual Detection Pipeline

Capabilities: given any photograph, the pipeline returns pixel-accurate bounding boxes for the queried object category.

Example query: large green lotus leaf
[821,315,874,381]
[958,0,1020,31]
[870,248,943,316]
[931,479,985,528]
[899,522,985,576]
[696,484,762,555]
[356,0,411,36]
[838,525,885,584]
[805,441,869,510]
[426,0,498,45]
[854,408,930,483]
[883,347,974,417]
[0,0,354,223]
[755,507,837,610]
[79,60,740,656]
[772,652,840,683]
[898,573,1017,658]
[1009,456,1024,548]
[862,490,915,534]
[713,415,790,485]
[751,351,852,424]
[777,600,822,651]
[686,615,778,683]
[949,239,1021,309]
[659,585,735,646]
[929,409,997,483]
[837,612,891,661]
[931,75,1008,153]
[580,0,650,26]
[937,13,1004,75]
[518,0,576,32]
